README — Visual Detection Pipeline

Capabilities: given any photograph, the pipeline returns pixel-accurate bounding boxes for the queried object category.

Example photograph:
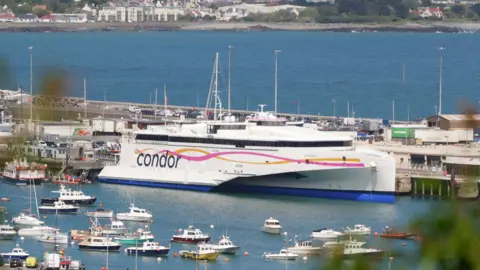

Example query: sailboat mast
[33,179,40,218]
[213,52,219,121]
[29,178,32,214]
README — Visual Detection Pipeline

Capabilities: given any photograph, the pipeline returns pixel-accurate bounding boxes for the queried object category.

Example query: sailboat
[12,178,44,226]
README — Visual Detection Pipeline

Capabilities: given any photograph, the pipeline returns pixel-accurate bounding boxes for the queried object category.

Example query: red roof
[428,7,442,13]
[0,13,16,19]
[40,14,56,19]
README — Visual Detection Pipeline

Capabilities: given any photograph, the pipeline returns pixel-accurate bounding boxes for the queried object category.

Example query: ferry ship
[98,53,396,203]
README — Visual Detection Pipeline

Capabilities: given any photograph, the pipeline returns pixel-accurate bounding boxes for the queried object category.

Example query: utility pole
[155,88,158,120]
[392,100,395,124]
[228,45,233,114]
[83,77,87,119]
[28,46,33,123]
[402,62,406,85]
[274,49,281,116]
[438,47,445,115]
[347,101,350,118]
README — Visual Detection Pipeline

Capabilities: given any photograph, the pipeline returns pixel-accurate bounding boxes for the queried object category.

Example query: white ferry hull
[98,143,395,203]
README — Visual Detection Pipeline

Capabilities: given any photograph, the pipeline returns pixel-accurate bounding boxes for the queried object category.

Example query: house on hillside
[0,13,16,22]
[16,14,39,23]
[410,7,444,19]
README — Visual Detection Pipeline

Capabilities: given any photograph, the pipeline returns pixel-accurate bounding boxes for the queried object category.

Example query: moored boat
[206,235,240,254]
[125,241,170,256]
[262,249,298,260]
[380,226,416,240]
[116,203,152,222]
[335,240,385,259]
[287,239,322,255]
[78,236,121,251]
[12,212,44,226]
[41,185,96,205]
[113,228,154,245]
[171,225,210,244]
[86,208,114,219]
[18,226,59,236]
[0,244,29,260]
[262,217,282,234]
[0,224,17,240]
[98,219,129,236]
[311,228,344,239]
[342,224,371,236]
[179,244,219,261]
[39,201,79,214]
[36,231,69,244]
[2,159,47,185]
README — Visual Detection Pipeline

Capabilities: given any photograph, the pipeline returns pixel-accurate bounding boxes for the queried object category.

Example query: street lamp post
[28,46,33,122]
[274,50,281,116]
[438,47,445,115]
[228,45,233,114]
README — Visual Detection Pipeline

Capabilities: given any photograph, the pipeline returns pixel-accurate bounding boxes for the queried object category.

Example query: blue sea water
[0,31,479,120]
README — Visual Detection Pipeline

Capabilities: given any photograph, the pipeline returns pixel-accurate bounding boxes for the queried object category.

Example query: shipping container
[391,128,415,138]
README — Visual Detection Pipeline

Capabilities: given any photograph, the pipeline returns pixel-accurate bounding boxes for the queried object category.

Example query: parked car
[26,256,38,268]
[9,258,22,268]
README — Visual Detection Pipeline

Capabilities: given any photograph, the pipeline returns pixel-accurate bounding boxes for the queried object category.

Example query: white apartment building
[98,6,184,22]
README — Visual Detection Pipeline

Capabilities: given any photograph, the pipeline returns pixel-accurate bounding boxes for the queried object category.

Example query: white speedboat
[12,212,44,226]
[341,240,385,259]
[207,235,240,254]
[39,201,79,214]
[342,224,371,236]
[0,244,29,260]
[125,241,170,256]
[36,231,69,244]
[311,228,344,239]
[18,226,59,236]
[0,224,17,240]
[86,208,114,219]
[116,204,152,222]
[263,249,298,260]
[171,225,210,244]
[287,240,322,255]
[78,236,121,251]
[100,220,129,236]
[262,217,282,234]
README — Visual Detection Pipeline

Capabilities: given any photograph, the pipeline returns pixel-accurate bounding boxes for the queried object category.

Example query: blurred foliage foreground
[2,56,480,270]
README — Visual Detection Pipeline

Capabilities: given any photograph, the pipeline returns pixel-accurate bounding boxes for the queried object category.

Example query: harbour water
[0,31,479,120]
[0,181,431,269]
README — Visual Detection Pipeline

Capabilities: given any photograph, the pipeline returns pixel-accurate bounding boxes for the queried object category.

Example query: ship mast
[205,53,222,121]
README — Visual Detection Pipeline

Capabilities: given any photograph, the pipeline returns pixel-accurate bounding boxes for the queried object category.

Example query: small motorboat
[311,228,344,239]
[113,227,154,245]
[323,239,355,249]
[179,244,220,261]
[18,226,59,236]
[86,208,114,219]
[0,244,29,260]
[70,230,92,241]
[206,235,240,255]
[12,212,44,226]
[125,241,170,256]
[36,231,69,244]
[100,220,129,236]
[41,185,96,205]
[116,203,153,222]
[78,236,121,251]
[171,225,210,244]
[262,249,298,260]
[262,217,282,234]
[343,224,371,236]
[39,201,79,214]
[287,239,322,255]
[380,226,416,240]
[336,240,385,259]
[0,224,17,240]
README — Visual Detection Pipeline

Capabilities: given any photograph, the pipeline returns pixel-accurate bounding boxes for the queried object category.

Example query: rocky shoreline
[0,21,479,33]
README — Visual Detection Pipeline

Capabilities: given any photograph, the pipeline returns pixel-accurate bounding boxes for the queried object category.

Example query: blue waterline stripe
[97,178,394,203]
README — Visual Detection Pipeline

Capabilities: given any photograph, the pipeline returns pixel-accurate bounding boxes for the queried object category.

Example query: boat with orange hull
[380,226,417,240]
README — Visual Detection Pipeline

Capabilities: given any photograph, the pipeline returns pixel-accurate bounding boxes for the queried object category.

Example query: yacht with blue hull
[98,53,396,203]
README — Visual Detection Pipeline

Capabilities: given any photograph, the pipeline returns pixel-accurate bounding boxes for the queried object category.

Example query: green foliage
[12,5,33,15]
[32,7,50,17]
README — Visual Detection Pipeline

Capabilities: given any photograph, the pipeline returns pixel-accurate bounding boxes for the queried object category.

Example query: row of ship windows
[135,134,352,148]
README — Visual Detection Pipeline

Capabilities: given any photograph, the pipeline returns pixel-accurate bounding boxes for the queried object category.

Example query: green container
[391,128,415,138]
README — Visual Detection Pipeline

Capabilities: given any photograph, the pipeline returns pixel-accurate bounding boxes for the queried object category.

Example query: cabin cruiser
[206,235,240,254]
[116,204,153,222]
[98,60,396,204]
[179,243,219,261]
[78,236,121,251]
[287,240,322,255]
[311,228,344,239]
[41,185,96,205]
[171,225,210,243]
[339,240,384,259]
[2,160,47,185]
[262,217,282,234]
[36,231,69,244]
[39,200,79,214]
[86,208,114,219]
[12,212,44,226]
[323,239,355,249]
[0,244,29,260]
[125,241,170,256]
[113,226,155,244]
[263,249,298,260]
[97,220,129,236]
[18,226,59,236]
[342,224,371,235]
[0,224,17,240]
